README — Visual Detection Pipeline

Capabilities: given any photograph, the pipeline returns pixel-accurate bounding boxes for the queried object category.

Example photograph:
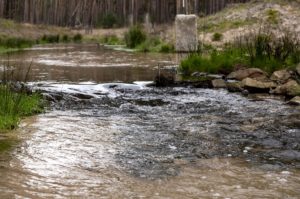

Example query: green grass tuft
[212,32,223,41]
[0,86,43,131]
[99,34,124,45]
[124,26,146,48]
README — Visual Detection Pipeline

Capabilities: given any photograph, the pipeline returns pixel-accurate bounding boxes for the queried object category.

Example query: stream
[0,44,299,199]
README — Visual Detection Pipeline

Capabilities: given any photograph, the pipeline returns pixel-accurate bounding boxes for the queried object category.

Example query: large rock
[242,78,277,92]
[227,68,266,81]
[270,69,291,83]
[288,96,300,106]
[212,79,226,88]
[272,80,300,96]
[175,15,198,52]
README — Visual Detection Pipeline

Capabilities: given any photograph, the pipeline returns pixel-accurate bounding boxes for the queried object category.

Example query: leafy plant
[212,32,223,41]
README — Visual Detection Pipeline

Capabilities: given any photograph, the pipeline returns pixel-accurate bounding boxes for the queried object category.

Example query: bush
[159,43,175,53]
[62,34,70,43]
[212,32,223,41]
[41,34,60,43]
[124,26,146,48]
[99,13,119,29]
[0,37,34,49]
[73,33,82,43]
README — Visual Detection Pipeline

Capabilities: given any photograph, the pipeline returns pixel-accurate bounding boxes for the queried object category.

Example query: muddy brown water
[0,44,300,199]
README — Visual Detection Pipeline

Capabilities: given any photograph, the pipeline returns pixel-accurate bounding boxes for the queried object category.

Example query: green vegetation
[199,19,257,33]
[0,36,34,49]
[0,85,43,131]
[180,48,242,76]
[99,34,124,45]
[41,34,60,43]
[124,26,146,48]
[97,13,119,29]
[212,32,223,41]
[61,34,70,43]
[180,30,300,76]
[124,26,174,53]
[136,37,174,53]
[73,33,83,43]
[266,9,279,24]
[159,43,175,53]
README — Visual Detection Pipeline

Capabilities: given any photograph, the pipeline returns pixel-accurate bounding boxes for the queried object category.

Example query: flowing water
[0,44,299,199]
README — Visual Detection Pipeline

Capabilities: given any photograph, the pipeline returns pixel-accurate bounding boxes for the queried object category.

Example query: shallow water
[0,44,176,83]
[0,44,299,199]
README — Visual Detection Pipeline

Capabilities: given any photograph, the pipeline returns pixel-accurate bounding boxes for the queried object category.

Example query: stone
[272,80,300,96]
[191,72,207,77]
[226,81,243,92]
[271,150,300,162]
[288,96,300,106]
[212,79,226,88]
[175,15,198,52]
[260,139,283,149]
[241,78,277,92]
[227,68,266,81]
[270,69,291,83]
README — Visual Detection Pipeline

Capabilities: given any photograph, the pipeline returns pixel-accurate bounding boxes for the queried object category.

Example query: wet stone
[260,139,283,149]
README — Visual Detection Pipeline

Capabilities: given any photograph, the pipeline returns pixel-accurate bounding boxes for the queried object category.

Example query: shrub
[73,33,83,42]
[124,26,146,48]
[212,32,223,41]
[159,43,175,53]
[99,13,119,29]
[62,34,70,43]
[41,34,60,43]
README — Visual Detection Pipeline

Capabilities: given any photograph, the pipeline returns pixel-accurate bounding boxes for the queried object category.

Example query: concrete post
[175,14,198,52]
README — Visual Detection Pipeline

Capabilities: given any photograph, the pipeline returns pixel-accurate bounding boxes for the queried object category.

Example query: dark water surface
[0,44,299,199]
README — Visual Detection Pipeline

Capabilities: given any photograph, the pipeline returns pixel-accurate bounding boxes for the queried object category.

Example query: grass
[123,26,174,53]
[180,30,300,76]
[266,9,279,24]
[0,85,43,132]
[99,34,124,45]
[199,19,257,33]
[212,32,223,41]
[179,48,243,76]
[124,26,146,48]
